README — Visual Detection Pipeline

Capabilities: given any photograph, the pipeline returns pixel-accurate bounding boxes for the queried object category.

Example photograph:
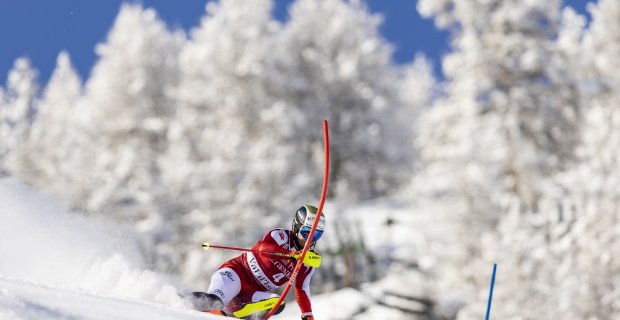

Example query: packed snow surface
[1,180,418,320]
[0,180,224,319]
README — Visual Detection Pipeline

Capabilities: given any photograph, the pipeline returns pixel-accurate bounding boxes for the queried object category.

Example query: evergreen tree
[0,87,5,175]
[531,1,620,318]
[0,58,39,178]
[81,4,182,235]
[455,2,620,319]
[165,0,280,284]
[24,52,85,198]
[416,0,579,211]
[399,54,436,173]
[275,0,410,199]
[413,1,583,314]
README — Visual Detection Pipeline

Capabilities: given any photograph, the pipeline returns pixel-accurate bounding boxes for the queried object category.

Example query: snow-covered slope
[0,180,219,320]
[0,179,441,319]
[0,276,220,320]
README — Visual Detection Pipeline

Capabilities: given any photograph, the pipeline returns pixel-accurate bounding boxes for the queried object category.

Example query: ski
[201,298,283,319]
[232,297,280,318]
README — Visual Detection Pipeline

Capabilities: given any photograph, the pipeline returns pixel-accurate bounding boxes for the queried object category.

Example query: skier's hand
[291,251,321,268]
[301,316,314,320]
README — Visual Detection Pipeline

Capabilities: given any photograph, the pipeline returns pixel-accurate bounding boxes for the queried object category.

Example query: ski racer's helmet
[292,205,326,245]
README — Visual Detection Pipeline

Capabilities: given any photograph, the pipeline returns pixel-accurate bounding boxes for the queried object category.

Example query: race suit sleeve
[294,265,315,317]
[254,229,292,256]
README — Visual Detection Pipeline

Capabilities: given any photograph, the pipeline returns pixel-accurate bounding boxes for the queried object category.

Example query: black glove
[301,316,314,320]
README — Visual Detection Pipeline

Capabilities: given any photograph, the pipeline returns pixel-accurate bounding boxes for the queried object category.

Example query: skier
[191,205,326,320]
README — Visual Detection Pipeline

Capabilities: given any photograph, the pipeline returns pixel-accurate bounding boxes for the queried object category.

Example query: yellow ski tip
[232,297,280,318]
[202,242,210,250]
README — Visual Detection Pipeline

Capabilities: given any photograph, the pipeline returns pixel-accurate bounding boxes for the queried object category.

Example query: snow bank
[0,179,185,308]
[0,276,215,320]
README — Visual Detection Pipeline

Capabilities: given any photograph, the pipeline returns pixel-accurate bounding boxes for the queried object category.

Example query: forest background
[1,0,619,319]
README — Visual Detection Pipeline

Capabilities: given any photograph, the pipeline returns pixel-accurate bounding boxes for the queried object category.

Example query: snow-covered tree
[518,1,620,318]
[165,0,285,284]
[0,87,5,174]
[416,0,580,211]
[456,2,620,319]
[274,0,410,199]
[81,3,183,236]
[167,0,416,285]
[411,1,583,316]
[0,58,39,178]
[399,54,436,171]
[23,52,84,197]
[400,54,435,116]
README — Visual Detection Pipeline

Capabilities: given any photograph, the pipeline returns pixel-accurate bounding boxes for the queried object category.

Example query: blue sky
[0,0,591,87]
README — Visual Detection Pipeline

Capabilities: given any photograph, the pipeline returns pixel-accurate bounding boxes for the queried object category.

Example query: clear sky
[0,0,591,87]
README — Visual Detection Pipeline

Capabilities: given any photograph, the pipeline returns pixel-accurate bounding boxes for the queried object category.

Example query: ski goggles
[300,225,324,242]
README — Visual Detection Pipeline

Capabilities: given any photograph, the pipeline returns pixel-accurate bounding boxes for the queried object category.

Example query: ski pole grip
[202,242,210,250]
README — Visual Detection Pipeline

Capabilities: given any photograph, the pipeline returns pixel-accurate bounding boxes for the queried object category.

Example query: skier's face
[296,231,308,247]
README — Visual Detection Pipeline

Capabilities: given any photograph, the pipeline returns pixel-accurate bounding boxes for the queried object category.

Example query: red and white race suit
[207,228,315,317]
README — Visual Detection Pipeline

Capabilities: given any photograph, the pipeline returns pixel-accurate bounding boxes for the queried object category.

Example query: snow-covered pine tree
[460,7,590,320]
[79,4,183,269]
[165,0,283,285]
[1,58,39,179]
[524,1,620,318]
[400,54,435,119]
[0,86,5,175]
[274,0,410,200]
[413,0,582,314]
[416,0,579,214]
[399,54,436,177]
[472,2,620,318]
[24,52,84,199]
[437,2,620,318]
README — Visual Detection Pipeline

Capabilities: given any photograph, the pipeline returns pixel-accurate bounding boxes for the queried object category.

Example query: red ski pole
[202,243,253,253]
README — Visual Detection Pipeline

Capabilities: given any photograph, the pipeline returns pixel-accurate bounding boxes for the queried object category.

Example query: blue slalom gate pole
[485,263,497,320]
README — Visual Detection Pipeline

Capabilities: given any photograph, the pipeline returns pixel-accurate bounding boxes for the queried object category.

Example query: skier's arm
[294,266,315,318]
[254,229,298,258]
